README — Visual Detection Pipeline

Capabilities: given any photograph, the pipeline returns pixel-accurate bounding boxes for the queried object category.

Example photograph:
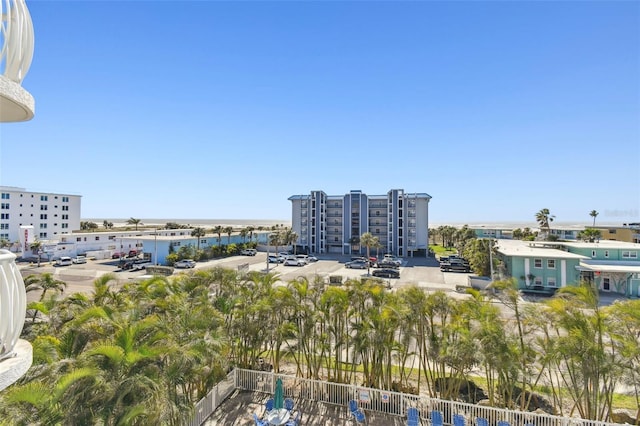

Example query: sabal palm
[126,217,143,230]
[535,208,554,235]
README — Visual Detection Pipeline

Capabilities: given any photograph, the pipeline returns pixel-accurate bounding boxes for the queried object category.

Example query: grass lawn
[430,244,458,258]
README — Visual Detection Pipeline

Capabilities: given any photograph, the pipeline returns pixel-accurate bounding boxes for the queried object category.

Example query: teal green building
[496,240,640,298]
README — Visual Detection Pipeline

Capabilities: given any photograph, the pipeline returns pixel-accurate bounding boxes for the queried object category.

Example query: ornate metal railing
[0,249,26,361]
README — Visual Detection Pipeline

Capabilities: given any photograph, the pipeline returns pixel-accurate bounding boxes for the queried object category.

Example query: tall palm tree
[191,227,206,250]
[246,226,255,243]
[590,210,599,227]
[126,217,143,230]
[212,225,223,249]
[223,226,234,245]
[535,208,554,239]
[360,232,378,275]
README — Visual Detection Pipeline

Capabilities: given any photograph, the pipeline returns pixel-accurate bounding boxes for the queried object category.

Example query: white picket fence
[189,368,621,426]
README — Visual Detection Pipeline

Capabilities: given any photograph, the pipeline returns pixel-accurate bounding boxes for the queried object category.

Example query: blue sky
[1,0,638,225]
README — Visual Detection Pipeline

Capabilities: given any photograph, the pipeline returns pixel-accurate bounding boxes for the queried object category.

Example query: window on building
[62,196,69,202]
[39,232,47,238]
[547,259,555,269]
[95,236,100,241]
[0,213,8,219]
[603,278,610,291]
[0,224,8,230]
[604,250,609,258]
[534,276,543,286]
[40,205,48,210]
[77,237,82,242]
[1,193,9,199]
[40,195,48,201]
[534,258,542,268]
[62,224,68,229]
[62,206,69,211]
[40,214,47,220]
[592,250,596,257]
[609,229,617,234]
[39,223,47,229]
[0,203,8,209]
[548,277,557,287]
[0,234,8,239]
[62,214,68,220]
[622,251,638,259]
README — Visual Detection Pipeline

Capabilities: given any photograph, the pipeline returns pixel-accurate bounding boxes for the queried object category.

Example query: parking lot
[19,252,473,302]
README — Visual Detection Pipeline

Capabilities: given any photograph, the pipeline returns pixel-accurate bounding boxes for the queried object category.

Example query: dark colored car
[377,260,400,269]
[372,268,400,278]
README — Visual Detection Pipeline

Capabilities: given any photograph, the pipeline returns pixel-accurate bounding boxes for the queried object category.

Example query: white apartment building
[0,186,81,244]
[289,189,432,257]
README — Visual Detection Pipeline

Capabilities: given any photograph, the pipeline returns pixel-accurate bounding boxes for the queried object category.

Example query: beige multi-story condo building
[289,189,432,257]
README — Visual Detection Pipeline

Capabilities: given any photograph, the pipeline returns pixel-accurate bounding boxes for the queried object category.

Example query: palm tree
[212,225,223,250]
[191,227,206,250]
[535,208,555,239]
[29,239,43,267]
[126,217,143,230]
[239,228,248,243]
[224,226,234,245]
[590,210,599,227]
[360,232,378,275]
[246,226,255,243]
[24,272,67,321]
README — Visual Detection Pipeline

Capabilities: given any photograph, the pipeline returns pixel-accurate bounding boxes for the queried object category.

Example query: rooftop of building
[495,240,588,259]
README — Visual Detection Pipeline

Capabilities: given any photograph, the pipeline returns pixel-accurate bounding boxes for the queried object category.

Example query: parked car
[382,255,403,266]
[72,256,87,264]
[175,259,196,269]
[295,255,310,264]
[130,259,151,271]
[268,255,282,263]
[111,252,124,259]
[55,256,73,266]
[284,257,304,266]
[127,250,139,258]
[241,249,257,256]
[120,260,134,270]
[377,260,400,269]
[345,260,368,269]
[306,255,318,262]
[372,268,400,278]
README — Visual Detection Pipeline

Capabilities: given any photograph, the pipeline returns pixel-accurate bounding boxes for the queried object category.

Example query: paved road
[18,252,474,302]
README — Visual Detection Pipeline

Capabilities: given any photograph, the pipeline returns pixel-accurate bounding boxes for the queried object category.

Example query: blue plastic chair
[476,417,488,426]
[348,399,358,414]
[264,398,274,414]
[453,414,466,426]
[407,407,420,426]
[285,397,295,411]
[431,410,444,426]
[497,421,511,426]
[354,408,366,424]
[253,413,267,426]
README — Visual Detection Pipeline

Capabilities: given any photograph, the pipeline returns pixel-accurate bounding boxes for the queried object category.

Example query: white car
[284,258,304,266]
[72,256,87,264]
[241,249,257,256]
[175,259,196,269]
[55,256,73,266]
